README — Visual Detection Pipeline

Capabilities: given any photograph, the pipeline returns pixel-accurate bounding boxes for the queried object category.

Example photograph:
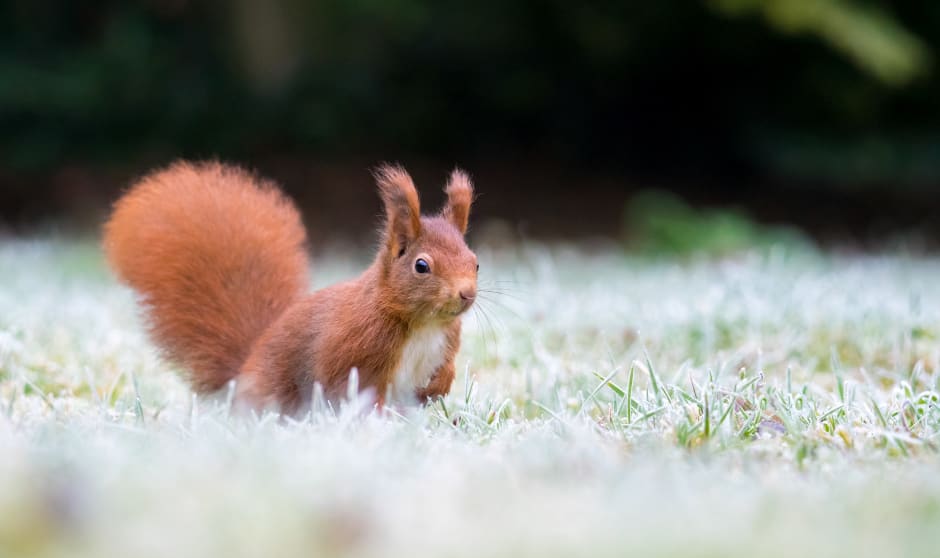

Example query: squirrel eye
[476,263,479,272]
[414,258,430,274]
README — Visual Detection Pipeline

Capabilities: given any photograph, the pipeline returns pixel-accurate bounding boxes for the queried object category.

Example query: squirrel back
[103,161,309,392]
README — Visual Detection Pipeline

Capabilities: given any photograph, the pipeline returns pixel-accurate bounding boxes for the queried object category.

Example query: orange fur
[104,161,477,415]
[442,169,474,234]
[104,161,309,393]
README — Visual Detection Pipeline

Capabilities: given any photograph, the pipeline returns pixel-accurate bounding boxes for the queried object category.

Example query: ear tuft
[374,164,421,254]
[442,168,474,234]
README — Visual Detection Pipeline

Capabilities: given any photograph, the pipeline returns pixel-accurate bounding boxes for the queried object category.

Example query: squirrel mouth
[440,306,469,319]
[456,298,476,314]
[434,296,474,320]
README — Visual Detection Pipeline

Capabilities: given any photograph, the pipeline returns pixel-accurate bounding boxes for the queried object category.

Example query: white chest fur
[388,326,448,404]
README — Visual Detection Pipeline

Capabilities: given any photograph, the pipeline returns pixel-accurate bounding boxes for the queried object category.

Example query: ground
[1,238,939,557]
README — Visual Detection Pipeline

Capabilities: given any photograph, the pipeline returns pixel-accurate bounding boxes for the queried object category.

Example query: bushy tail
[104,161,309,392]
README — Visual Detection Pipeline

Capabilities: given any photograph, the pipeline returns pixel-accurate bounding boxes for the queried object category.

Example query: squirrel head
[374,164,477,325]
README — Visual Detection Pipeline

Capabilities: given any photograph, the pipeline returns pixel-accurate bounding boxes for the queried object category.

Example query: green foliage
[623,190,809,256]
[710,0,930,85]
[0,1,938,184]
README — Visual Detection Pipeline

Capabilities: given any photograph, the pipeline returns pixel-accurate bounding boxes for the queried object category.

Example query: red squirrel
[104,161,477,414]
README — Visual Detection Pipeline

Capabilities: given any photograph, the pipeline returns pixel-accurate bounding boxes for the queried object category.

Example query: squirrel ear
[441,168,473,235]
[375,164,422,255]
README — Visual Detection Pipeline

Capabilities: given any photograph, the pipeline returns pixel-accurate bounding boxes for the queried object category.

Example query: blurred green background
[2,0,939,245]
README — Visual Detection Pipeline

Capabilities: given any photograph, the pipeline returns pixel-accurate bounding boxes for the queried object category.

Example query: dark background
[2,0,940,247]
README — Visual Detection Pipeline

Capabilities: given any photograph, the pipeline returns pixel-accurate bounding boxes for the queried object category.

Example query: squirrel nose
[459,288,476,303]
